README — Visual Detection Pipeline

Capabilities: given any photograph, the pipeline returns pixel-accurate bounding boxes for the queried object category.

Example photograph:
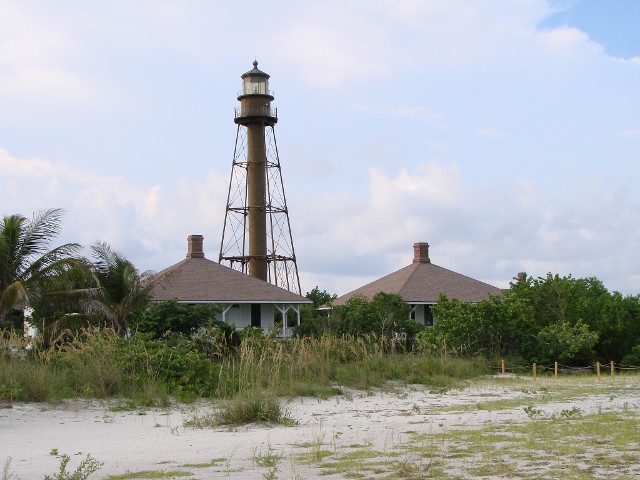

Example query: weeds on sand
[523,405,545,419]
[2,458,19,480]
[104,470,192,479]
[44,453,103,480]
[294,430,333,464]
[292,380,640,480]
[252,443,282,469]
[262,466,278,480]
[179,458,225,469]
[341,412,622,479]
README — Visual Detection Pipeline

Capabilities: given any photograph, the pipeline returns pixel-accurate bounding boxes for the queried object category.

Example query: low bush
[621,344,640,367]
[216,389,292,426]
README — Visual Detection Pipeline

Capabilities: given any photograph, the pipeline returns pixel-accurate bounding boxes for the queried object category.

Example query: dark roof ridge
[351,262,419,295]
[333,256,503,306]
[412,261,502,290]
[151,255,310,304]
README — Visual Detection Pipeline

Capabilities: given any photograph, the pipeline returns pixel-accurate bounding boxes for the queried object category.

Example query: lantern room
[235,61,277,125]
[240,61,272,97]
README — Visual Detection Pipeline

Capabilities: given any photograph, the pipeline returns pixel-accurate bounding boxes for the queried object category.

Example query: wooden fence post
[533,363,537,382]
[501,359,505,375]
[554,361,558,378]
[597,362,601,381]
[611,361,615,380]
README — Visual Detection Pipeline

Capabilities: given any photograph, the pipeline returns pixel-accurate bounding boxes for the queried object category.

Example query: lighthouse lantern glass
[244,76,268,95]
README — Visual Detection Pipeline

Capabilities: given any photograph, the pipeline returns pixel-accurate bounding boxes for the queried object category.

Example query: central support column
[247,122,268,281]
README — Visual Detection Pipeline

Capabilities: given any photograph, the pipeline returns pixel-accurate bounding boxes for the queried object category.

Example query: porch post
[222,304,233,324]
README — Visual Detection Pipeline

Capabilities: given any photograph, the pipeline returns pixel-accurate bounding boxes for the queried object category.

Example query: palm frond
[91,241,122,274]
[0,209,85,322]
[15,209,66,270]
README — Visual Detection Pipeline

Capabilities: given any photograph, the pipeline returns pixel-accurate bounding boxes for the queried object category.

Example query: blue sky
[1,0,639,295]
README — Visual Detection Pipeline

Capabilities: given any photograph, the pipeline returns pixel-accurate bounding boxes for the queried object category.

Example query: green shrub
[621,344,640,366]
[523,320,598,366]
[116,333,217,400]
[133,300,223,339]
[215,389,292,426]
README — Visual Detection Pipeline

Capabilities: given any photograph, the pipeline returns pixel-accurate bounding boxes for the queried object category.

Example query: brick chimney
[517,272,527,283]
[413,242,430,263]
[187,235,205,258]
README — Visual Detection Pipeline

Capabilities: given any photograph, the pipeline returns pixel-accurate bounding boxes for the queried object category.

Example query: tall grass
[215,334,488,398]
[1,328,488,404]
[0,328,167,404]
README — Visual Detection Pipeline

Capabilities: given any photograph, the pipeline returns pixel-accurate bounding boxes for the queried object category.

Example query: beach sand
[2,376,639,479]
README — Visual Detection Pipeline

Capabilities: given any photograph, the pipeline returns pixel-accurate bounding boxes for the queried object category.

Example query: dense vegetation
[0,328,486,404]
[2,208,640,409]
[0,209,153,338]
[424,275,640,366]
[302,276,640,367]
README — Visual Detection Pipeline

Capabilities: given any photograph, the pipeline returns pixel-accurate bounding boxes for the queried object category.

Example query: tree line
[300,276,640,367]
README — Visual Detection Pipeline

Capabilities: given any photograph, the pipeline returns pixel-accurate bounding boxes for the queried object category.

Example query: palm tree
[85,241,155,336]
[0,209,83,327]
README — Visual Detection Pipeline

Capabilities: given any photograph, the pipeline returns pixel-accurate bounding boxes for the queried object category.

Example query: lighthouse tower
[219,61,301,295]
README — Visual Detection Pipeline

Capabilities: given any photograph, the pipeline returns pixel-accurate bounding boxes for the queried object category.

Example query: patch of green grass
[314,447,388,477]
[421,411,640,479]
[179,458,225,469]
[282,382,344,399]
[252,444,282,468]
[295,449,334,464]
[186,389,294,427]
[105,470,193,479]
[294,432,335,464]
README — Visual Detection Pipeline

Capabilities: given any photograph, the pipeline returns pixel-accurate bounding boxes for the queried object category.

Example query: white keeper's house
[151,235,311,337]
[332,242,504,326]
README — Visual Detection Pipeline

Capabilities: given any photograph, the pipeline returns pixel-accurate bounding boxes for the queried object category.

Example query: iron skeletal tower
[219,61,301,294]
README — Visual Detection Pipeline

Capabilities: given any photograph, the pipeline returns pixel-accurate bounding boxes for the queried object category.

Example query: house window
[424,305,434,326]
[251,304,261,328]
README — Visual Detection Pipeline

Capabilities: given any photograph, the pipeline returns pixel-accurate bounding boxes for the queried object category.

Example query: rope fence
[492,359,640,381]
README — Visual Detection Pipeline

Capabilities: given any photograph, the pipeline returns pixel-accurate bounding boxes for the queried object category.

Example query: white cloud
[531,27,616,66]
[0,149,54,177]
[142,185,162,219]
[0,148,228,271]
[296,161,640,296]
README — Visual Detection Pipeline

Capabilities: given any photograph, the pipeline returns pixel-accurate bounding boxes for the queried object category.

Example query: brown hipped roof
[151,235,310,304]
[333,242,503,306]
